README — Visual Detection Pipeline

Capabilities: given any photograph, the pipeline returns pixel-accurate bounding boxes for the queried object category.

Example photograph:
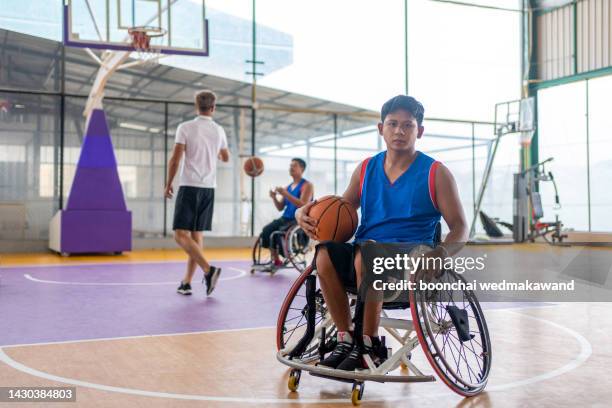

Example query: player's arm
[218,148,229,162]
[217,127,230,162]
[280,181,314,208]
[165,143,185,198]
[296,163,361,238]
[270,189,285,211]
[342,163,362,210]
[432,164,469,258]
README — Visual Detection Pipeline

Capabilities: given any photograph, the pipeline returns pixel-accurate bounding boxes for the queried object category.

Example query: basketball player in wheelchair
[280,95,491,403]
[253,158,314,273]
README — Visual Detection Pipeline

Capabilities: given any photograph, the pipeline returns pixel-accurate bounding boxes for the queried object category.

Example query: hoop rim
[127,25,167,38]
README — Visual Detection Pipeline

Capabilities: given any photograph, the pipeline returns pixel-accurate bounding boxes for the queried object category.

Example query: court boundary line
[22,267,247,286]
[0,308,593,404]
[1,258,251,270]
[0,304,554,349]
[1,325,276,349]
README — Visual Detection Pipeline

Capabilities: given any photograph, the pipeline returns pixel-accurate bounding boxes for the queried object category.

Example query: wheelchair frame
[276,263,492,405]
[251,224,314,274]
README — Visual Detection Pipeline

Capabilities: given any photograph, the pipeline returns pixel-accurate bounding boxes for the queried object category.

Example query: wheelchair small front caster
[288,369,301,392]
[351,382,364,406]
[250,268,255,274]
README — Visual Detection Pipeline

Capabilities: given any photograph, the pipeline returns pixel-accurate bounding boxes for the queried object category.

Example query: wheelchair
[251,224,316,275]
[276,243,492,406]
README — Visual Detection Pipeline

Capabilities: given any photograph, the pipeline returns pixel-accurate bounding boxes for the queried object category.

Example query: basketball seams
[244,156,263,177]
[344,205,352,239]
[312,195,336,207]
[342,203,354,242]
[310,196,357,242]
[314,198,340,240]
[310,196,337,220]
[331,199,343,241]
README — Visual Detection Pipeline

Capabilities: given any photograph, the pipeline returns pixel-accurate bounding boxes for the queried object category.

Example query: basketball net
[520,130,535,147]
[128,26,167,66]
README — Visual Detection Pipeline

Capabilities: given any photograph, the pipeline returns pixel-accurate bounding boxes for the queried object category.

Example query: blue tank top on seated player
[282,178,307,220]
[354,151,441,244]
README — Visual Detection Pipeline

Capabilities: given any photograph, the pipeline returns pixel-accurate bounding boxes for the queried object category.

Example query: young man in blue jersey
[296,95,469,371]
[260,158,314,271]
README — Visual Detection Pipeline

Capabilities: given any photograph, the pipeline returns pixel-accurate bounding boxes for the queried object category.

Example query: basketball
[307,195,358,242]
[243,156,264,177]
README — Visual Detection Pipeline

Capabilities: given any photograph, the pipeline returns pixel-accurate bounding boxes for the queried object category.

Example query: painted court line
[1,325,276,350]
[22,267,247,286]
[1,258,251,270]
[0,309,592,404]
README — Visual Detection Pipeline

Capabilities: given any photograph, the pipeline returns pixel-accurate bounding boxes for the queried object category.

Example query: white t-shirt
[175,115,228,188]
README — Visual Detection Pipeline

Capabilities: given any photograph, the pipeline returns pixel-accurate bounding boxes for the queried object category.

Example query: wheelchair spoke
[412,268,491,393]
[447,334,479,381]
[462,334,484,374]
[446,326,486,381]
[284,314,305,323]
[446,335,463,378]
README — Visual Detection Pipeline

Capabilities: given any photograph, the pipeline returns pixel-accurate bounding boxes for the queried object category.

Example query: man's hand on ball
[296,202,317,239]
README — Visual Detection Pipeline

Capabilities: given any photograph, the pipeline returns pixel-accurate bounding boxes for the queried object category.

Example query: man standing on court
[165,90,230,296]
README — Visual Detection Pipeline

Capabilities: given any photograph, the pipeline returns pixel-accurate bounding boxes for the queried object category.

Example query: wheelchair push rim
[409,269,492,396]
[251,235,271,266]
[284,224,315,273]
[276,265,336,361]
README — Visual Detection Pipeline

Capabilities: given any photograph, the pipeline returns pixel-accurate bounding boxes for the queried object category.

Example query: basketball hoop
[128,26,167,66]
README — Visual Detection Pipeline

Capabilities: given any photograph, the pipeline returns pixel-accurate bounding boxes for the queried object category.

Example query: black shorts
[261,217,295,249]
[173,186,214,231]
[315,241,358,290]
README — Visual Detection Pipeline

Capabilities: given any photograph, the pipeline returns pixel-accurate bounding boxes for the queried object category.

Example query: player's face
[289,161,303,177]
[378,110,424,152]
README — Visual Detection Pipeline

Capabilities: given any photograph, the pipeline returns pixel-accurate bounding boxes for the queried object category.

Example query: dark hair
[292,158,306,170]
[195,90,216,113]
[380,95,425,126]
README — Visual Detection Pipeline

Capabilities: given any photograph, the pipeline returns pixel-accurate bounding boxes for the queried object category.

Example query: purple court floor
[0,260,296,347]
[0,260,549,348]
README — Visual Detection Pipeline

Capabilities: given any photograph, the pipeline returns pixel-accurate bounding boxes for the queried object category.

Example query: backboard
[63,0,209,56]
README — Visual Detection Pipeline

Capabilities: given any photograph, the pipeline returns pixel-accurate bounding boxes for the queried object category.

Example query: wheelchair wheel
[284,224,316,273]
[410,269,492,396]
[276,265,337,362]
[251,235,271,271]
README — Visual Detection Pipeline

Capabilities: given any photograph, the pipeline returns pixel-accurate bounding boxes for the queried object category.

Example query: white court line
[0,309,593,404]
[1,325,276,350]
[1,258,250,270]
[487,310,592,392]
[22,267,246,286]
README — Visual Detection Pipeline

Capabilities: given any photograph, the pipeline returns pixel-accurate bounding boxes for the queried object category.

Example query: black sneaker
[177,282,192,295]
[337,337,386,371]
[336,347,366,371]
[317,341,354,368]
[203,266,221,296]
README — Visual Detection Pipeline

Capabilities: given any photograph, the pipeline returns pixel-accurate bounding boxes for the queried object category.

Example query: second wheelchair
[251,224,316,275]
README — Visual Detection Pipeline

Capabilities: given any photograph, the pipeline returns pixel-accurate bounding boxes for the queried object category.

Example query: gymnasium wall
[537,0,612,81]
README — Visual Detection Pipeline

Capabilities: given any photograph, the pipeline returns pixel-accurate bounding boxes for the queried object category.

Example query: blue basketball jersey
[354,151,441,244]
[282,178,307,220]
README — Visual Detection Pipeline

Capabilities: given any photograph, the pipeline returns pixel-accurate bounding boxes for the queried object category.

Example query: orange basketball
[308,195,358,242]
[243,156,264,177]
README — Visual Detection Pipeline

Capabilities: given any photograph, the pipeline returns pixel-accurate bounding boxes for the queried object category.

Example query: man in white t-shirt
[164,90,230,296]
